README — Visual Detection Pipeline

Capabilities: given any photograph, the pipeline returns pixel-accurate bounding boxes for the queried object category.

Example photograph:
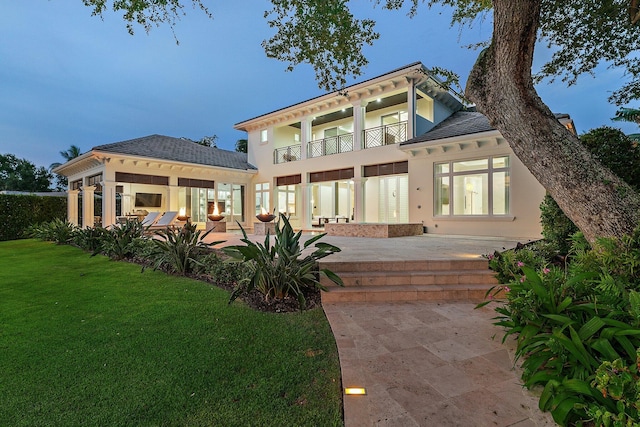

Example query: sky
[0,1,637,169]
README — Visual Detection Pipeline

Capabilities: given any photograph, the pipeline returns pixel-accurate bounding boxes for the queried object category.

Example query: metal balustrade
[272,122,407,163]
[273,144,301,164]
[363,121,407,149]
[307,133,354,158]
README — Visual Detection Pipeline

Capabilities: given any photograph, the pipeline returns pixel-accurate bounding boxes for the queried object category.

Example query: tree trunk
[465,0,640,242]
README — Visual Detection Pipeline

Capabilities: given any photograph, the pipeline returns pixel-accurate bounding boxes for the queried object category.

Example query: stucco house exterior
[53,135,257,229]
[55,61,573,239]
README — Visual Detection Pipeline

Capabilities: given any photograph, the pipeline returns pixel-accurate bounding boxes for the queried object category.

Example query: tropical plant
[223,214,343,309]
[146,222,223,275]
[27,218,77,244]
[96,219,146,260]
[587,351,640,426]
[612,107,640,125]
[71,225,108,252]
[49,144,82,191]
[483,229,640,425]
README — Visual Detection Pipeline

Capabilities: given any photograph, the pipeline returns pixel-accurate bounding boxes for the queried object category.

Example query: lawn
[0,240,343,426]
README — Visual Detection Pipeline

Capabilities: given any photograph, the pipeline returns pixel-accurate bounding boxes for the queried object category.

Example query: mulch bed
[195,273,322,313]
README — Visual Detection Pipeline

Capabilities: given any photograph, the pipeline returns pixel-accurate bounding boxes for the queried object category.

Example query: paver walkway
[207,232,555,426]
[324,301,555,426]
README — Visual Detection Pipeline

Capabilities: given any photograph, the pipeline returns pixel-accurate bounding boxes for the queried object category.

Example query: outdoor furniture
[140,211,161,227]
[145,211,179,232]
[314,216,350,227]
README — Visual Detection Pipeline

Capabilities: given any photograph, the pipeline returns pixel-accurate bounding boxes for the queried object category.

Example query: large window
[277,185,297,216]
[435,156,510,216]
[255,182,270,215]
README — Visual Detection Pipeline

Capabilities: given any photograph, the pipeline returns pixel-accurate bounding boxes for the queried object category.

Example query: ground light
[344,387,366,395]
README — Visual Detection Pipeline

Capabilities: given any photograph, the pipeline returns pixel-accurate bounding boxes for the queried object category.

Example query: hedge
[0,194,67,241]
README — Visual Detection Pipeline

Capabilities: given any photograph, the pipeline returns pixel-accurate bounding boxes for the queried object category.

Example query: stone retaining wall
[324,223,424,238]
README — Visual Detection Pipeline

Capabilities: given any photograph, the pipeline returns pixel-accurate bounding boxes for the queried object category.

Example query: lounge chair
[145,211,180,232]
[140,211,161,227]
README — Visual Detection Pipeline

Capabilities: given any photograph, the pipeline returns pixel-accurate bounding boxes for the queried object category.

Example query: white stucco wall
[406,140,545,239]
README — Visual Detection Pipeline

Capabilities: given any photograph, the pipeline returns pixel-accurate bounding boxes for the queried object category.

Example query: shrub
[484,229,640,425]
[540,194,579,254]
[197,251,250,287]
[96,219,146,260]
[146,222,223,275]
[541,127,640,255]
[223,214,343,309]
[0,194,66,241]
[27,218,77,245]
[71,226,108,252]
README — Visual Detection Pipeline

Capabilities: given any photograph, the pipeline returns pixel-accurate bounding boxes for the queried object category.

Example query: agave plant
[223,213,343,309]
[146,222,224,275]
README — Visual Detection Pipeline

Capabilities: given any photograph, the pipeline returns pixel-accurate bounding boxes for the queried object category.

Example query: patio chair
[140,211,161,227]
[145,211,180,232]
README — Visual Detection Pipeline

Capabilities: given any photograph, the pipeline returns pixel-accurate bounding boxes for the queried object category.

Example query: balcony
[363,121,407,149]
[308,134,354,158]
[274,144,301,164]
[272,122,408,164]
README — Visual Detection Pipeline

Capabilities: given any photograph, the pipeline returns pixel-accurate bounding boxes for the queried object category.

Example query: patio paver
[206,232,555,426]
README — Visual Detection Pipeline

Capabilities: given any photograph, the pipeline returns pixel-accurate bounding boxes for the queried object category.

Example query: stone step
[321,269,498,287]
[319,259,490,273]
[318,257,497,303]
[320,284,495,303]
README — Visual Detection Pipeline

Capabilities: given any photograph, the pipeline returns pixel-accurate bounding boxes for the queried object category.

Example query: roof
[92,134,256,170]
[234,61,465,131]
[401,111,572,145]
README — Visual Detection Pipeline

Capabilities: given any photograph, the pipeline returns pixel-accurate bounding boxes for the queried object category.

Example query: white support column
[167,176,180,213]
[352,100,368,151]
[300,182,311,230]
[101,181,116,227]
[300,116,312,160]
[407,79,417,140]
[81,185,96,228]
[352,177,366,223]
[68,189,79,226]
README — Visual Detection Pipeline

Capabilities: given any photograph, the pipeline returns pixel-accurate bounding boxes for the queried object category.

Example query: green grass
[0,240,343,426]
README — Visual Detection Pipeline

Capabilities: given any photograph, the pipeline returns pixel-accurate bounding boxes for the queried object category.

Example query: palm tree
[235,139,247,153]
[50,145,82,190]
[612,107,640,125]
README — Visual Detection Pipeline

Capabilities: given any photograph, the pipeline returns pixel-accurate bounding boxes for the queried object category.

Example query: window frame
[434,155,510,217]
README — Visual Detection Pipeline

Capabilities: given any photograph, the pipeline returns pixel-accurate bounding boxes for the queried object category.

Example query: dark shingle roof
[93,135,256,170]
[401,111,572,146]
[401,111,493,145]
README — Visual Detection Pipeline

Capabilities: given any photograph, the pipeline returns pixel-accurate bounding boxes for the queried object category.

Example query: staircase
[319,259,498,303]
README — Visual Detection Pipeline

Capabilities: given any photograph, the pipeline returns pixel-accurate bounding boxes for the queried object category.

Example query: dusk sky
[1,1,636,169]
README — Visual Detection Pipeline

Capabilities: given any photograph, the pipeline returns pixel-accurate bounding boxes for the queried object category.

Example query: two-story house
[235,61,570,238]
[55,62,572,239]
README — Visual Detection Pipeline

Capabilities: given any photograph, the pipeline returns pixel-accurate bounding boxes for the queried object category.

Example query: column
[68,189,79,226]
[300,116,312,160]
[300,182,311,230]
[352,100,368,151]
[407,80,417,140]
[81,185,95,228]
[352,177,366,223]
[101,181,116,227]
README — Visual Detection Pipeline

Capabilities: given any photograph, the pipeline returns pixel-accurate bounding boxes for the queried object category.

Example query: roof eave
[234,62,430,131]
[399,129,502,151]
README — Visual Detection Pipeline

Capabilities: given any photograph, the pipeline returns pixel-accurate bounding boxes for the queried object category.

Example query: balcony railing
[272,122,407,163]
[307,133,354,158]
[274,144,301,164]
[363,121,407,149]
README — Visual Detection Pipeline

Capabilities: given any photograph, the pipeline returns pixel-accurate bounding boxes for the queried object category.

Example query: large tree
[0,154,52,192]
[83,0,640,241]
